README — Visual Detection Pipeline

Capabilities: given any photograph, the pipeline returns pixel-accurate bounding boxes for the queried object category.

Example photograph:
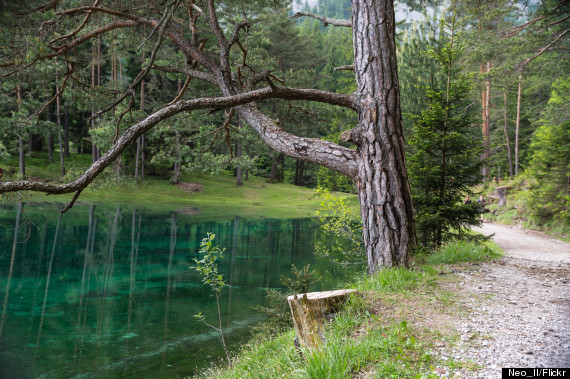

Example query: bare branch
[152,65,217,85]
[334,64,354,71]
[548,14,570,27]
[190,2,209,23]
[168,75,192,105]
[502,0,567,38]
[49,0,101,47]
[61,189,83,214]
[516,28,570,70]
[290,11,351,27]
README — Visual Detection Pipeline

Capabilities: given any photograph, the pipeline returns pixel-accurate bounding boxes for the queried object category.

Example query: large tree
[0,0,416,273]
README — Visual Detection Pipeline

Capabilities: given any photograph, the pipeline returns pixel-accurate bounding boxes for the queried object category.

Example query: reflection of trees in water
[0,202,23,338]
[0,205,351,377]
[34,208,62,367]
[162,213,177,365]
[75,205,96,361]
[126,209,141,355]
[96,207,121,336]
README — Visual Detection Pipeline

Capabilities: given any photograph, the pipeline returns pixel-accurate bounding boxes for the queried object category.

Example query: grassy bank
[1,152,358,219]
[199,241,502,378]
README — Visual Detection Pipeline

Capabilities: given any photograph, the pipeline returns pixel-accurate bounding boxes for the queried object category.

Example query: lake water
[0,202,356,378]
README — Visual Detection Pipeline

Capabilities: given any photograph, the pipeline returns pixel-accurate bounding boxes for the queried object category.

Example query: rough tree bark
[349,0,416,270]
[503,90,513,178]
[515,74,522,176]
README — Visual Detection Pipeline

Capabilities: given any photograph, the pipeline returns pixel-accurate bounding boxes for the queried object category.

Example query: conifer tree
[408,9,483,248]
[526,78,570,225]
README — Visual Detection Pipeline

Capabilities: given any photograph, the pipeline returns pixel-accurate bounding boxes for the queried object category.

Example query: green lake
[0,202,356,378]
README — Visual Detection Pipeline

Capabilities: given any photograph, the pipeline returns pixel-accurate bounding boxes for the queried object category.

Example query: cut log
[497,186,509,207]
[287,289,357,349]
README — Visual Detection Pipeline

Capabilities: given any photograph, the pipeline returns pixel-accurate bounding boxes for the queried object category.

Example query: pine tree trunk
[91,40,97,165]
[141,134,145,179]
[18,136,25,177]
[515,74,522,176]
[16,86,25,177]
[136,77,145,181]
[56,85,65,177]
[172,130,181,184]
[503,90,513,178]
[28,132,33,156]
[351,0,416,271]
[269,156,276,182]
[480,63,490,177]
[485,62,491,175]
[135,137,141,181]
[64,105,70,157]
[47,134,54,162]
[236,141,243,186]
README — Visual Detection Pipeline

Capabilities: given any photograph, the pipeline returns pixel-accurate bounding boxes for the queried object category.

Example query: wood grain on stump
[287,289,357,349]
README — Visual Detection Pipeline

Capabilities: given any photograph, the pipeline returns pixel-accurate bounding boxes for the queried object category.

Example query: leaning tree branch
[290,11,352,27]
[236,104,358,179]
[0,86,356,198]
[516,27,570,70]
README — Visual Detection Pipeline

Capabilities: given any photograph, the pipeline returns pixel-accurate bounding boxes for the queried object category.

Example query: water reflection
[0,203,353,378]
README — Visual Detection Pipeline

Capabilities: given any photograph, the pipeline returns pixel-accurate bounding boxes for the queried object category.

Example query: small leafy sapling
[193,233,230,361]
[314,187,365,267]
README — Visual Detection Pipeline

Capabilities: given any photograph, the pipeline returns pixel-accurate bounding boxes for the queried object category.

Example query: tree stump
[287,289,357,350]
[497,186,509,207]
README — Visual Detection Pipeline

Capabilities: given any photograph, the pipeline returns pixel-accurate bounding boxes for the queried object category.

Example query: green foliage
[526,78,570,225]
[426,241,502,264]
[314,187,365,267]
[194,233,227,296]
[408,11,483,248]
[193,233,230,360]
[0,141,10,162]
[252,264,320,335]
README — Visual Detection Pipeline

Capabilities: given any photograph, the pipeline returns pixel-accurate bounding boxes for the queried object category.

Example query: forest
[0,1,569,377]
[0,0,568,262]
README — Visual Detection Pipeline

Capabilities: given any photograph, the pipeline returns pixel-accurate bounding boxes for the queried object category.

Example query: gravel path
[440,223,570,378]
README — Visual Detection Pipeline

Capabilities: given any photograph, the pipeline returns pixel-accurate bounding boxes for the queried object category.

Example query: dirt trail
[435,224,570,378]
[472,223,570,263]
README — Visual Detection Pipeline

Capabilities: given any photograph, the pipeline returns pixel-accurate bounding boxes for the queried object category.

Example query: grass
[1,152,355,220]
[425,241,502,265]
[199,240,504,379]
